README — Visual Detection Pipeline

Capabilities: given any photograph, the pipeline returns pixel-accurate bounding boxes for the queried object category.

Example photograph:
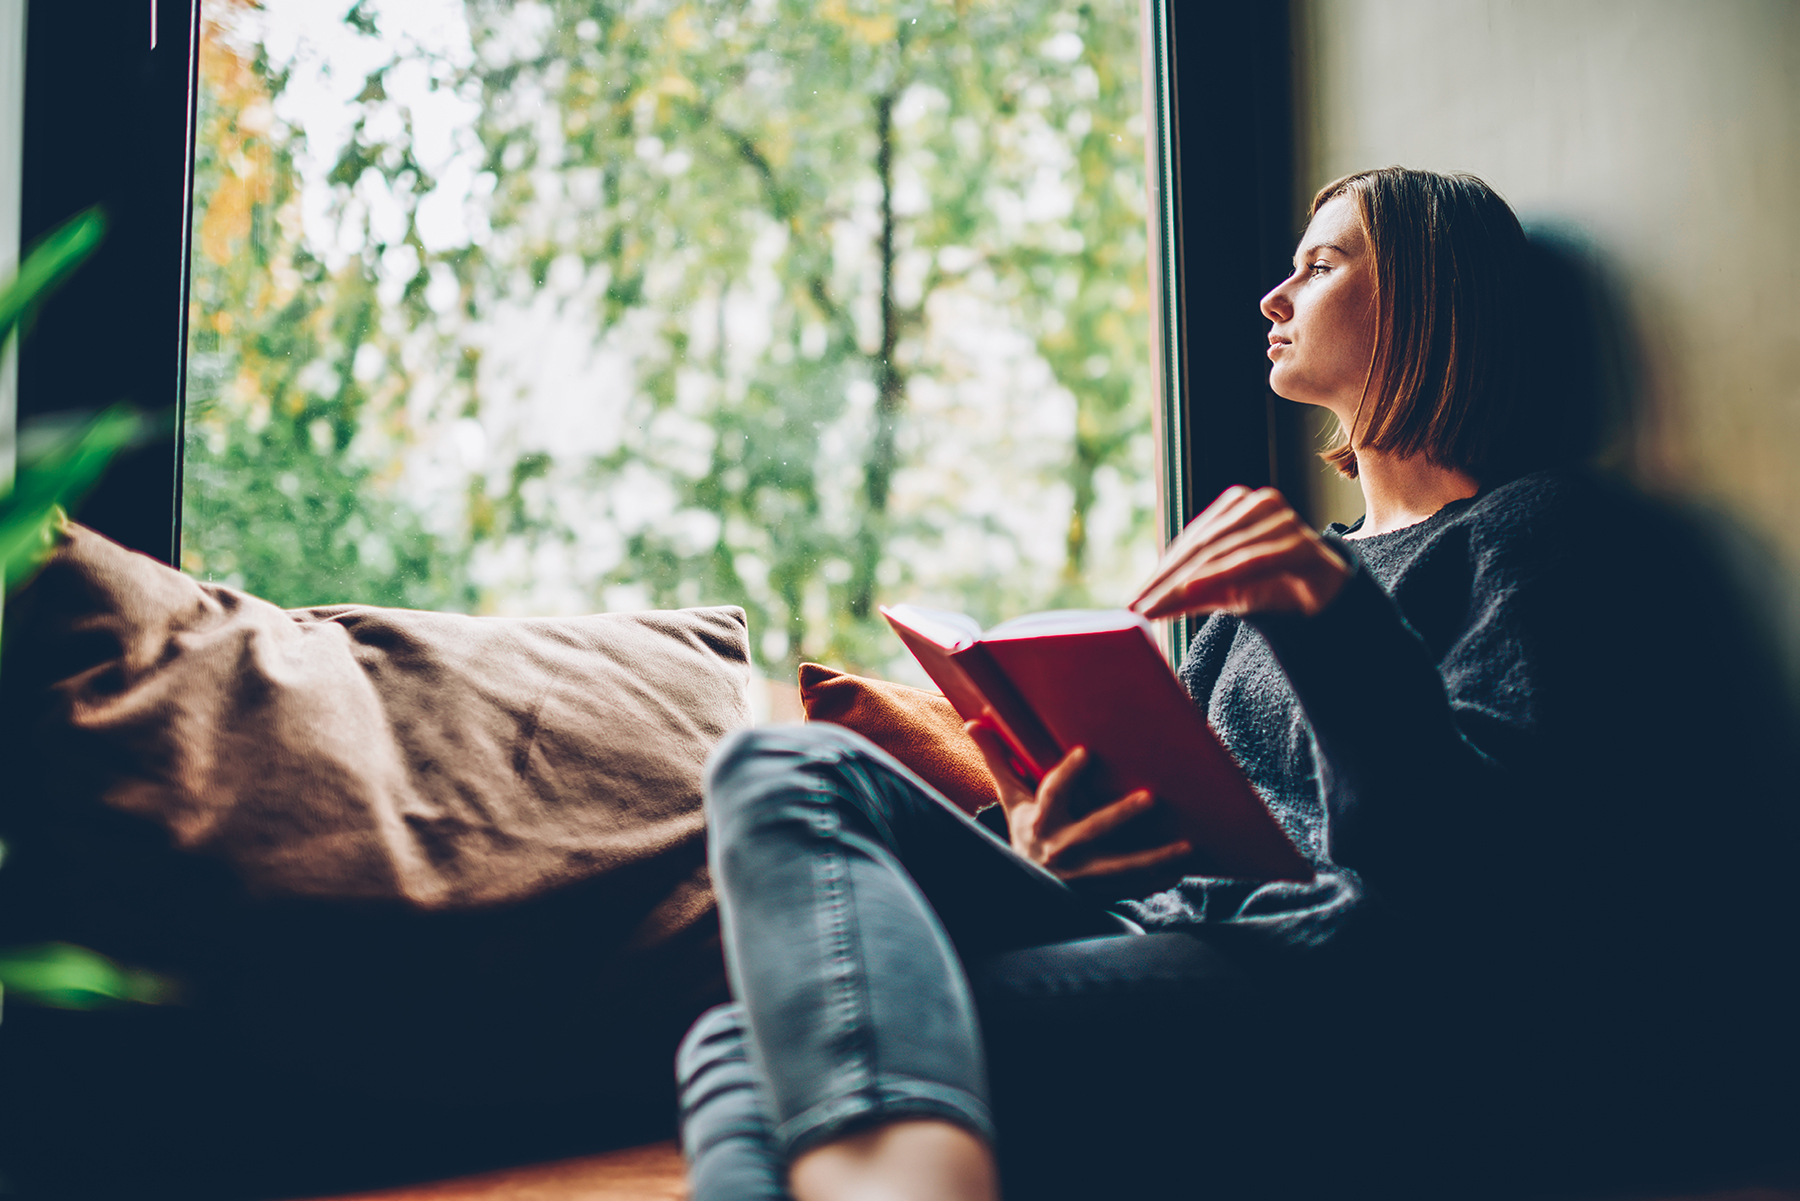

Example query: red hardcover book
[880,604,1312,882]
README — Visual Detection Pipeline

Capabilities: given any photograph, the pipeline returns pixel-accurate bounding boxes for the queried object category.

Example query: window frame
[15,0,201,565]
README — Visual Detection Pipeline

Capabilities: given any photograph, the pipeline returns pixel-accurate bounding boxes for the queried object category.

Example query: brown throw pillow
[2,518,752,915]
[797,662,999,815]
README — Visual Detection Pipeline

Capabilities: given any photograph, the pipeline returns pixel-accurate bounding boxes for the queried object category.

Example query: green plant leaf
[0,207,106,338]
[0,207,124,594]
[0,942,182,1012]
[1,404,145,594]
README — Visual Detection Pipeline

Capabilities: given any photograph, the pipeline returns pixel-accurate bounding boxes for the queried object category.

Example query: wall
[1290,0,1800,584]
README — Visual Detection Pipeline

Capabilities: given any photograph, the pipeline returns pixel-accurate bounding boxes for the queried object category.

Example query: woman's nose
[1260,278,1292,323]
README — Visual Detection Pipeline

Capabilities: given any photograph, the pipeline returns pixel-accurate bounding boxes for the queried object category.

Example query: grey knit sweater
[1119,470,1794,977]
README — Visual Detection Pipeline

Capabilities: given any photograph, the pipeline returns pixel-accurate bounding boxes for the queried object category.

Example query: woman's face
[1260,194,1378,422]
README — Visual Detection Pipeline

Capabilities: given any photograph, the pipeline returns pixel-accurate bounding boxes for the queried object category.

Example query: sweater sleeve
[1245,530,1540,917]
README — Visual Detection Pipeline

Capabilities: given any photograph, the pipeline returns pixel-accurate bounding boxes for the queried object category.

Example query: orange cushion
[797,663,999,815]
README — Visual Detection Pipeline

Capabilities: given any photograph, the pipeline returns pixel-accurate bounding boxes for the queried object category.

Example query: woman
[675,169,1796,1200]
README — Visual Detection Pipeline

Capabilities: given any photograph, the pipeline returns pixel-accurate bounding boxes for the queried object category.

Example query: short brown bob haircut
[1312,167,1530,481]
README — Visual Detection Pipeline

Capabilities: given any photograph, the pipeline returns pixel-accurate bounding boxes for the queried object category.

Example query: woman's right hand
[964,717,1191,882]
[1130,486,1348,620]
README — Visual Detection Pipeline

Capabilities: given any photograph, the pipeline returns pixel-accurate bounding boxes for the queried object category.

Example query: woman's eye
[1307,262,1330,276]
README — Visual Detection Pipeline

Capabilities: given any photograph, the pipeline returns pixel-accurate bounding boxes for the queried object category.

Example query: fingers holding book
[1130,486,1349,620]
[964,716,1038,811]
[966,722,1192,884]
[1040,789,1194,883]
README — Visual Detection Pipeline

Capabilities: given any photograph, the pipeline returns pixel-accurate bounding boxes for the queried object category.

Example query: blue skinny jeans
[676,724,1270,1201]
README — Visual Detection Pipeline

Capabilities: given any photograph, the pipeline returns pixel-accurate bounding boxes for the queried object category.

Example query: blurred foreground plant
[1,405,141,594]
[0,943,180,1010]
[0,208,174,1015]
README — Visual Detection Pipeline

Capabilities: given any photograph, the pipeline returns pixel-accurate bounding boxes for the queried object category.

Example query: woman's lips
[1266,339,1290,359]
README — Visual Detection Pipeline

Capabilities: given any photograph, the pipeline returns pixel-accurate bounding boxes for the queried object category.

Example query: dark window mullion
[18,0,201,564]
[1148,0,1297,660]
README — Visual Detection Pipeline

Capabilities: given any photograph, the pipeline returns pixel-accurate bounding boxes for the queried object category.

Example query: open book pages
[878,604,984,649]
[987,608,1151,640]
[881,604,1149,648]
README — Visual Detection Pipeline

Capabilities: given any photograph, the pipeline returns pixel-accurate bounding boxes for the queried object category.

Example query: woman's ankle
[788,1118,998,1201]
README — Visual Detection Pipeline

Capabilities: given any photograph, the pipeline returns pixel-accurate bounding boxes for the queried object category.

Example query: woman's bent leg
[680,724,1130,1199]
[710,724,991,1152]
[971,933,1281,1199]
[676,1004,786,1201]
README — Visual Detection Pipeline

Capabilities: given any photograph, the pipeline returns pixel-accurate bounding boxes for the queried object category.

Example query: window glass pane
[182,0,1155,702]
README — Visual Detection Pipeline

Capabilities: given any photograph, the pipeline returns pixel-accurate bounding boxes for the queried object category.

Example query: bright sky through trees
[182,0,1156,700]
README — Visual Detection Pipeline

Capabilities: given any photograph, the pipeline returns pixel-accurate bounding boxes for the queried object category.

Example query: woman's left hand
[964,721,1192,883]
[1131,486,1349,620]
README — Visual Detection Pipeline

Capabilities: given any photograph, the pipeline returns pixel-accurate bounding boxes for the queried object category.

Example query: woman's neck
[1343,448,1479,539]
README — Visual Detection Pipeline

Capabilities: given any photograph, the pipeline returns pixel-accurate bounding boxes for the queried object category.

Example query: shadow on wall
[1521,222,1800,721]
[1517,221,1641,476]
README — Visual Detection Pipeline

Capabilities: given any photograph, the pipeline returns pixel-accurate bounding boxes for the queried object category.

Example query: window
[181,0,1161,707]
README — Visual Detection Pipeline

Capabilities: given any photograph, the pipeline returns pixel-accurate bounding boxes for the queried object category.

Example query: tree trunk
[851,89,902,620]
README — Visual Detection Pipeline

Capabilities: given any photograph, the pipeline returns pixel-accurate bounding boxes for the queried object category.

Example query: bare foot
[788,1118,998,1201]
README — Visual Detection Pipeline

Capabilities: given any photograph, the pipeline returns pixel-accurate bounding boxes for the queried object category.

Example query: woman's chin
[1268,380,1322,408]
[1268,377,1349,417]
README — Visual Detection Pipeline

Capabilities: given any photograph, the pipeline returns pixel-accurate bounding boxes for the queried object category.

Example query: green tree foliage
[183,0,1154,684]
[183,23,471,609]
